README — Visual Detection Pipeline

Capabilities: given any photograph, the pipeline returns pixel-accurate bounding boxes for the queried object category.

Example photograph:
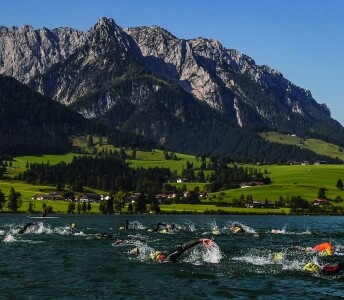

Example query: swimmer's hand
[199,238,214,248]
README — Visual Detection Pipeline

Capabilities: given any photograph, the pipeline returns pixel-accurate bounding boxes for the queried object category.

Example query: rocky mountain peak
[87,17,136,54]
[0,17,342,152]
[91,17,121,34]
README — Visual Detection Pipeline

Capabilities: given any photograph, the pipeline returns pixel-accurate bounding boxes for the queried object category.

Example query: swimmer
[303,261,344,275]
[113,237,145,245]
[306,242,333,256]
[95,233,114,240]
[17,222,37,234]
[149,238,214,263]
[229,224,245,233]
[151,222,176,233]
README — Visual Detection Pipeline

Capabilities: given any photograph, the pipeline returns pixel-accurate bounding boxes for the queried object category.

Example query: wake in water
[113,236,221,265]
[207,219,221,235]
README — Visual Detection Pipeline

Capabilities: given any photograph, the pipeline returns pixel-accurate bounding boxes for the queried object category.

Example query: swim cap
[320,248,333,256]
[272,252,283,262]
[303,262,320,272]
[149,251,161,260]
[312,242,332,252]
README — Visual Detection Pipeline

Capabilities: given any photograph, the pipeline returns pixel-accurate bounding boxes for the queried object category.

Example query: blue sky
[2,0,343,125]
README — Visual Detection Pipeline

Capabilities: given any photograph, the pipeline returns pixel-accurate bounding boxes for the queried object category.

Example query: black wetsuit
[18,223,37,234]
[153,222,167,232]
[165,239,201,262]
[322,262,344,275]
[95,233,114,240]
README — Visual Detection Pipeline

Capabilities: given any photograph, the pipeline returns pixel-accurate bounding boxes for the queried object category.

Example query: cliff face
[0,17,343,153]
[0,25,84,83]
[125,25,332,128]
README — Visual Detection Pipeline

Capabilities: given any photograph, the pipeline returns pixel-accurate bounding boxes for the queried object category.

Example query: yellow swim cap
[320,248,333,256]
[272,252,283,262]
[303,262,320,272]
[149,251,161,260]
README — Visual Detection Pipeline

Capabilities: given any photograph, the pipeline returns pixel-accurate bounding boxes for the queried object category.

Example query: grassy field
[160,204,290,214]
[1,145,344,214]
[210,164,344,204]
[127,149,206,174]
[6,153,80,177]
[260,131,344,161]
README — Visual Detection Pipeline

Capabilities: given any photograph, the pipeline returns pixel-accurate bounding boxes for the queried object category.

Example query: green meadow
[260,131,344,161]
[1,143,344,214]
[210,164,344,204]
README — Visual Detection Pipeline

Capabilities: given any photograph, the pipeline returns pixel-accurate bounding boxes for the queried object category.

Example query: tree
[336,179,344,190]
[106,196,114,214]
[77,202,82,214]
[87,202,92,212]
[114,190,126,213]
[318,188,327,199]
[27,202,34,213]
[82,201,87,213]
[87,135,94,147]
[127,202,133,213]
[0,189,6,210]
[135,193,147,213]
[7,187,21,212]
[99,201,107,214]
[67,202,76,214]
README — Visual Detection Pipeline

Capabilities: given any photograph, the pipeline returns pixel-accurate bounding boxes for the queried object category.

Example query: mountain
[0,75,91,155]
[1,17,343,161]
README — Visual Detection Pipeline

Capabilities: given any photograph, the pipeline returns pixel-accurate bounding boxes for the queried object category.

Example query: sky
[1,0,343,125]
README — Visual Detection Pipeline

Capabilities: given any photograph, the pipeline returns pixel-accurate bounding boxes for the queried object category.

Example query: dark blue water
[1,214,344,299]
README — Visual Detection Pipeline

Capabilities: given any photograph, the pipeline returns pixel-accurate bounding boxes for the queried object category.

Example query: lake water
[1,214,344,299]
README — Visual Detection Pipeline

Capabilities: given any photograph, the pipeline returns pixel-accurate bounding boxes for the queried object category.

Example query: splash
[54,226,75,235]
[186,222,196,232]
[227,221,257,234]
[209,219,221,235]
[184,242,222,265]
[128,221,146,230]
[2,234,16,243]
[270,225,286,234]
[203,242,222,264]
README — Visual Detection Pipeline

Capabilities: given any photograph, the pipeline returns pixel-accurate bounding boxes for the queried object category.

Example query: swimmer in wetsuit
[151,222,176,233]
[18,222,37,234]
[303,261,344,275]
[306,242,333,256]
[151,238,214,262]
[228,224,245,233]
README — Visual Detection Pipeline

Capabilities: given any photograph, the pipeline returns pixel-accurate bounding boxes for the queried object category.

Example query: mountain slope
[126,25,344,143]
[0,75,92,155]
[1,18,344,159]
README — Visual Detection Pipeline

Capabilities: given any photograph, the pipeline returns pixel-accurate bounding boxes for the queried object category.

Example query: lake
[1,214,344,299]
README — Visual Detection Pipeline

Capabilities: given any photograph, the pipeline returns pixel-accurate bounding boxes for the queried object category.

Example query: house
[313,198,328,206]
[240,182,263,188]
[176,178,189,183]
[32,192,63,201]
[77,193,101,203]
[249,201,274,208]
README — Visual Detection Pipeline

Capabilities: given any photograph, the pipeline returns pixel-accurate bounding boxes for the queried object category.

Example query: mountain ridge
[1,17,343,159]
